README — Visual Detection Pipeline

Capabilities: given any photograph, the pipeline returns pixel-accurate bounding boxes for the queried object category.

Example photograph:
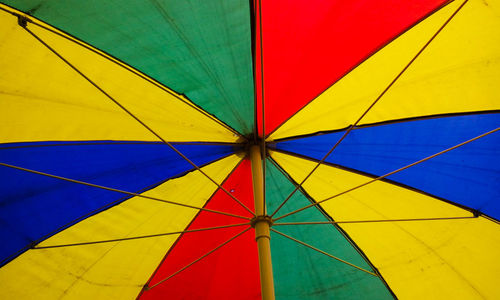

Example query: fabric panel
[255,0,447,135]
[0,141,236,266]
[0,154,242,299]
[0,6,239,143]
[275,113,500,220]
[271,151,500,299]
[3,0,254,135]
[270,0,500,140]
[140,159,260,299]
[266,159,393,300]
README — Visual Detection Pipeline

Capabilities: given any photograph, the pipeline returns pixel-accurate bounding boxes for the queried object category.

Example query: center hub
[250,215,273,228]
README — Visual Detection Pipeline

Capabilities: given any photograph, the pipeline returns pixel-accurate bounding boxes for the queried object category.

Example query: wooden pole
[249,145,275,300]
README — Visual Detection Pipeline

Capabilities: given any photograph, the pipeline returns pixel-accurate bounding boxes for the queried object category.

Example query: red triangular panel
[139,159,260,299]
[255,0,448,136]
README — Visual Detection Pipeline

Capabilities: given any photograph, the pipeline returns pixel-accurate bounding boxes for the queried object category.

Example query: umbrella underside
[0,0,499,299]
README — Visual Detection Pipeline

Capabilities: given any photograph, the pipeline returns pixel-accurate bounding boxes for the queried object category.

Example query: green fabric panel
[266,159,393,300]
[6,0,254,135]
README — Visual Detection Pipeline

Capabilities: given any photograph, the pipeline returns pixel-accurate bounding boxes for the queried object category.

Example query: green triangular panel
[6,0,254,134]
[266,159,393,300]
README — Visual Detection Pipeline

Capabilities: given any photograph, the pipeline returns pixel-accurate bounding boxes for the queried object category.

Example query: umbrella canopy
[0,0,499,299]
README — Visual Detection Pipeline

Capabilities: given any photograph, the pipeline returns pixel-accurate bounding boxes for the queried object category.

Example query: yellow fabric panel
[0,6,239,143]
[0,154,243,299]
[270,0,500,140]
[270,151,500,299]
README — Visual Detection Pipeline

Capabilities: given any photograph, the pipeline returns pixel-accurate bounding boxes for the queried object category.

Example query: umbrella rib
[33,223,250,249]
[270,228,377,277]
[20,23,256,218]
[0,162,251,221]
[145,226,251,290]
[274,126,500,222]
[273,215,477,226]
[269,0,469,219]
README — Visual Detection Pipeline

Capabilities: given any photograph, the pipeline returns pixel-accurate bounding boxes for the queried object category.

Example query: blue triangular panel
[0,141,237,265]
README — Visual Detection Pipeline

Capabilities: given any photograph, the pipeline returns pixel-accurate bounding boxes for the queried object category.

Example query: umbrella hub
[250,215,273,228]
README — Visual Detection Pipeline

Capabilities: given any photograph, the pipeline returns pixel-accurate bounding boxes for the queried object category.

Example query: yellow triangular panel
[0,6,239,144]
[271,0,500,140]
[0,154,242,299]
[271,150,500,299]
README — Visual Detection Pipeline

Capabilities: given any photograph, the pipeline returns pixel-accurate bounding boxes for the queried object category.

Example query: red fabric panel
[139,159,261,299]
[255,0,447,136]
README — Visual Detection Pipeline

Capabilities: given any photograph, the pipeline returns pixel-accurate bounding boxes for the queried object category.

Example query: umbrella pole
[249,145,275,300]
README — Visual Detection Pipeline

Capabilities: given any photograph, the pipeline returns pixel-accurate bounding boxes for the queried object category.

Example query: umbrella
[0,0,499,299]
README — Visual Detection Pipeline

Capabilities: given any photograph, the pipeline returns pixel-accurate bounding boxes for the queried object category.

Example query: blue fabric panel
[0,141,236,265]
[275,113,500,220]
